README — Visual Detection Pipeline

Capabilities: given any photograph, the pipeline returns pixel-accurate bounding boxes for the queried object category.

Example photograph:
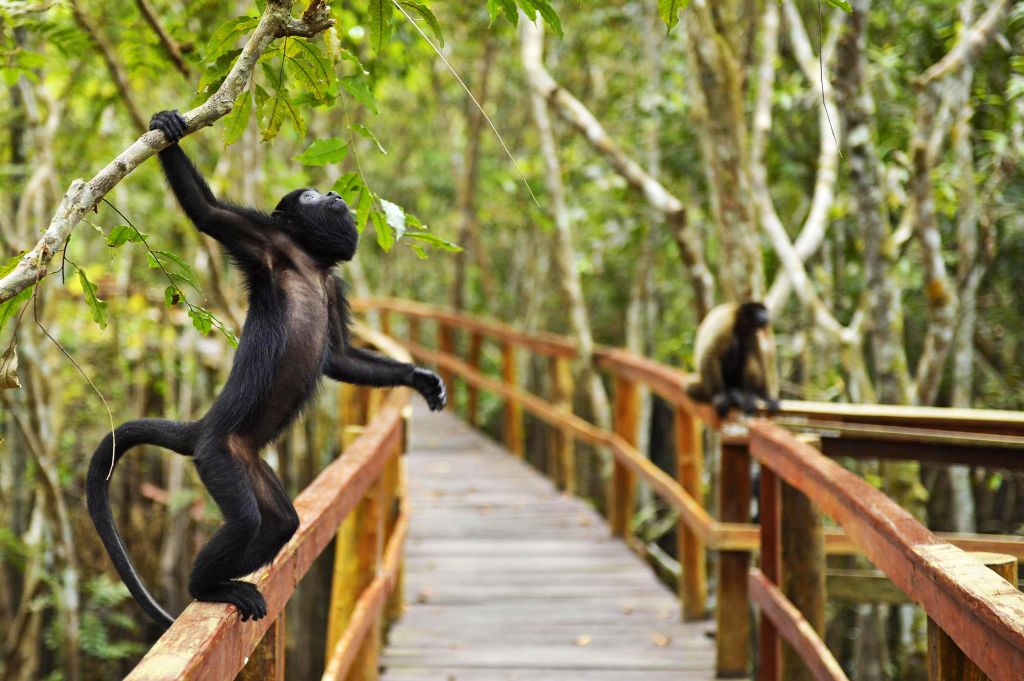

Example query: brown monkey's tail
[86,418,199,629]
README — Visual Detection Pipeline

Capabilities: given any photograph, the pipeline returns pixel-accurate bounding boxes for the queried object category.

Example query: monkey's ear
[271,210,285,221]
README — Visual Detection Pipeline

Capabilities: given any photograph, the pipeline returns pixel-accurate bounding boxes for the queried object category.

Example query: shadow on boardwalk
[381,402,720,681]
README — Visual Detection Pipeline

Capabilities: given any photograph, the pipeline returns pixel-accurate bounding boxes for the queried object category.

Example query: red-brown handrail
[125,325,410,681]
[751,423,1024,681]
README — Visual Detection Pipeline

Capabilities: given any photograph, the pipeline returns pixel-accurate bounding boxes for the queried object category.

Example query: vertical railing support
[780,435,825,681]
[378,309,390,337]
[675,407,707,620]
[408,317,420,347]
[927,552,1018,681]
[326,385,382,681]
[717,439,752,678]
[548,356,575,493]
[237,612,286,681]
[501,341,524,457]
[466,331,484,427]
[438,323,455,400]
[758,465,781,681]
[609,376,640,537]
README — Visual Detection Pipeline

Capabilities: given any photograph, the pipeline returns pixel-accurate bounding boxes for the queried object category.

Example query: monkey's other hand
[764,397,781,414]
[150,110,188,144]
[712,393,731,419]
[409,367,447,411]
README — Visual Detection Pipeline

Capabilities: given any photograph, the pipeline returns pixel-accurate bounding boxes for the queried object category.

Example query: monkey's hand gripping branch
[0,0,334,305]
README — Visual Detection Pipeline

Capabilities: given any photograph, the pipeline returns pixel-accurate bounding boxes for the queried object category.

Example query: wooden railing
[751,424,1024,681]
[125,325,410,681]
[355,297,1024,680]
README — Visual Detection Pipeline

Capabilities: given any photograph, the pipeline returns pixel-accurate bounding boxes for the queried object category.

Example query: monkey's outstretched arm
[325,347,447,412]
[150,111,268,263]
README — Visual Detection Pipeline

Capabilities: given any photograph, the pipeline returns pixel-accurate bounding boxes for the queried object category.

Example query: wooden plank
[750,423,1024,681]
[825,569,913,605]
[748,570,848,681]
[236,614,285,681]
[381,405,717,680]
[758,467,781,681]
[927,553,1018,681]
[781,475,825,681]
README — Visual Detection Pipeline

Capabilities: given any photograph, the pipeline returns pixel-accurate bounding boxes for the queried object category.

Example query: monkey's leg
[236,460,300,574]
[188,444,267,621]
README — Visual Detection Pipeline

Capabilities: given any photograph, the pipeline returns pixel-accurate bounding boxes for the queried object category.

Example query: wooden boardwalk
[380,403,719,681]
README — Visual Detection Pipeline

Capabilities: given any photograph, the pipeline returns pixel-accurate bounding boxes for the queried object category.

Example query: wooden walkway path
[380,403,719,681]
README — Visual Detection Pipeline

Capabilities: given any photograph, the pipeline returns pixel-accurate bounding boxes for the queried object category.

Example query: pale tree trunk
[909,0,1010,405]
[835,0,912,405]
[684,0,764,301]
[452,37,497,310]
[521,17,611,430]
[519,16,714,317]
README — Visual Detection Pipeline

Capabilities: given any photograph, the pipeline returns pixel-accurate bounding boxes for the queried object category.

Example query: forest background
[1,1,1023,679]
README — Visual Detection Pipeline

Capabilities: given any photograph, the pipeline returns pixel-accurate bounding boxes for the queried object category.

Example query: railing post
[467,331,484,427]
[780,435,826,681]
[717,439,752,678]
[609,376,639,537]
[237,612,286,681]
[675,407,707,620]
[438,323,455,400]
[548,356,575,493]
[927,552,1018,681]
[758,465,781,681]
[408,316,420,346]
[326,385,382,681]
[379,309,390,337]
[501,341,524,457]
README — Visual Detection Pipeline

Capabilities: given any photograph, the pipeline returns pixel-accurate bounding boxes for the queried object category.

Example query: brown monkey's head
[273,188,359,264]
[735,302,770,337]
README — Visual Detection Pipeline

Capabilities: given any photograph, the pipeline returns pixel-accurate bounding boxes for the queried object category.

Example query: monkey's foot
[194,580,267,622]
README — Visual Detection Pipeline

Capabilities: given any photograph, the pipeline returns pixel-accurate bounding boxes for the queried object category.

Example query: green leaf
[203,16,259,64]
[825,0,853,11]
[77,268,108,329]
[399,2,444,46]
[368,0,394,53]
[284,41,334,103]
[222,93,252,146]
[403,230,462,252]
[164,285,182,307]
[371,209,394,251]
[379,199,407,241]
[340,75,378,113]
[197,48,242,94]
[106,225,147,248]
[657,0,690,30]
[519,0,562,37]
[293,137,349,165]
[0,252,26,277]
[259,95,287,141]
[354,124,387,154]
[486,0,517,25]
[0,287,32,337]
[147,250,201,291]
[188,308,213,335]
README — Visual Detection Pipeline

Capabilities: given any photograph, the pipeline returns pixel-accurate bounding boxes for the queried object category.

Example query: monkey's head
[273,188,359,265]
[735,302,770,337]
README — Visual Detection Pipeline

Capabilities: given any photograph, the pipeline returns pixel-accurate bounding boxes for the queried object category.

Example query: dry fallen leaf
[416,586,434,603]
[1,345,20,390]
[652,633,671,647]
[621,604,634,615]
[575,634,592,647]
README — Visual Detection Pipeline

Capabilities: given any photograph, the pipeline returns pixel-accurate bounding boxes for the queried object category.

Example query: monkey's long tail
[86,418,200,629]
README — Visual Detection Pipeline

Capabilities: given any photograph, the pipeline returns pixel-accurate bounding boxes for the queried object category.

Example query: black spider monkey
[86,110,447,628]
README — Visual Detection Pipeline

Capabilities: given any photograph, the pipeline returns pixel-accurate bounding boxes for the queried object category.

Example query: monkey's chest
[275,281,330,401]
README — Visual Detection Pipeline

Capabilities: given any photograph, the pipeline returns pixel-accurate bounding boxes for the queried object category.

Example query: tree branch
[520,18,714,317]
[0,0,334,305]
[70,0,147,132]
[134,0,193,78]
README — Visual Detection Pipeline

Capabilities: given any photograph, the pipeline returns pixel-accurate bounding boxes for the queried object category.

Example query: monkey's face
[275,188,359,263]
[736,302,770,335]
